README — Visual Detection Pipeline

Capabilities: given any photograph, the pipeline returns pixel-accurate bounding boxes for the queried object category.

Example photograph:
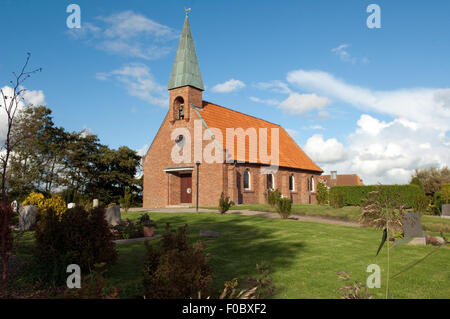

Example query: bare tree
[0,53,41,287]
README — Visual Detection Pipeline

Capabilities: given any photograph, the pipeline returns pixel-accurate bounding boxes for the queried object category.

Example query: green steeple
[168,14,205,91]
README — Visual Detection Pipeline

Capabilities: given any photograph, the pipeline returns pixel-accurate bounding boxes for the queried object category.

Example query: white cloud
[80,125,93,138]
[68,11,178,60]
[249,96,279,106]
[301,125,324,130]
[253,81,292,94]
[136,144,149,157]
[212,79,245,93]
[22,89,46,106]
[100,11,177,40]
[331,44,355,63]
[285,129,299,138]
[314,114,450,185]
[96,63,167,107]
[1,86,46,143]
[253,69,449,184]
[331,44,369,64]
[304,134,347,164]
[356,114,390,136]
[279,93,331,115]
[286,69,450,132]
[251,80,331,117]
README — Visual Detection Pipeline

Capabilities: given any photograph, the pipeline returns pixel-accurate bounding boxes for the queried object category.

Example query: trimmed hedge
[329,185,422,207]
[442,184,450,204]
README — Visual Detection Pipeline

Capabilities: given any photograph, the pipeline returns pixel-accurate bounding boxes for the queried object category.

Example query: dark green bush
[142,224,214,299]
[120,187,133,213]
[316,182,329,205]
[33,206,118,286]
[33,208,69,285]
[329,185,422,207]
[265,189,281,208]
[432,191,443,215]
[413,193,430,214]
[58,263,120,299]
[218,192,234,214]
[275,197,292,219]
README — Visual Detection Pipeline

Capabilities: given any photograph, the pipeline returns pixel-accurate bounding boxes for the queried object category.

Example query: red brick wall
[143,86,225,208]
[143,85,321,208]
[226,164,320,205]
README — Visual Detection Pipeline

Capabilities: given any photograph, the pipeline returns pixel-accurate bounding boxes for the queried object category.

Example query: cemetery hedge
[329,185,422,207]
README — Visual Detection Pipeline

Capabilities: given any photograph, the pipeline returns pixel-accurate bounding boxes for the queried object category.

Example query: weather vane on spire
[184,7,191,17]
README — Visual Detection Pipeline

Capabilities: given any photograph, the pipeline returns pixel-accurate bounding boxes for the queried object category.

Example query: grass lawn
[201,204,450,234]
[106,212,450,299]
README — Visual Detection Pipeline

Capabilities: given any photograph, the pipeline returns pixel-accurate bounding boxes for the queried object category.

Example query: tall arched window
[310,176,315,192]
[266,174,274,190]
[289,174,295,192]
[243,169,251,190]
[173,96,185,120]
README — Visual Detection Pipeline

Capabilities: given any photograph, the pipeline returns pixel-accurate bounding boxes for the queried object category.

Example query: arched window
[289,174,295,192]
[266,174,274,190]
[310,176,315,192]
[173,96,185,120]
[243,169,251,190]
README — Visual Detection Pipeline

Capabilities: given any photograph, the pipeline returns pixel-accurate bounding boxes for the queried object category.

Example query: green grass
[12,211,449,298]
[202,204,450,234]
[107,212,450,299]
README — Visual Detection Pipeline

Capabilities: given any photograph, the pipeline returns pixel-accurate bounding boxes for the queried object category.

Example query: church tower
[168,12,204,123]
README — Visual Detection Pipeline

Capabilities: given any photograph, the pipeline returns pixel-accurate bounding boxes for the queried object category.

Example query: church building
[142,14,323,208]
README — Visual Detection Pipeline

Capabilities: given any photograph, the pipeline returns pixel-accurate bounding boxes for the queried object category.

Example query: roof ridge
[202,100,281,127]
[322,174,359,177]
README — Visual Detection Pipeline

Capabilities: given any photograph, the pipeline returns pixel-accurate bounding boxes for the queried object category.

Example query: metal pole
[196,161,200,213]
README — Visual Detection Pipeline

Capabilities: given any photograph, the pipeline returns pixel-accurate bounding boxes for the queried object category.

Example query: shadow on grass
[108,213,306,298]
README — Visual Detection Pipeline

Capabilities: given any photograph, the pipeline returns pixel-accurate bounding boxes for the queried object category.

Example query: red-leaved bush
[142,223,214,299]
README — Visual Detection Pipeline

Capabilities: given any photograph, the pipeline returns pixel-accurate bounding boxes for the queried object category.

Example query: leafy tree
[316,182,329,205]
[9,105,142,206]
[120,187,133,213]
[410,166,450,195]
[409,177,424,192]
[8,106,67,199]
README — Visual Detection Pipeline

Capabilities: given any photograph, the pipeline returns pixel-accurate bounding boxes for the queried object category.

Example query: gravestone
[19,205,37,231]
[402,212,426,245]
[67,203,76,209]
[442,204,450,219]
[200,230,220,238]
[93,199,99,208]
[105,205,121,226]
[11,200,18,213]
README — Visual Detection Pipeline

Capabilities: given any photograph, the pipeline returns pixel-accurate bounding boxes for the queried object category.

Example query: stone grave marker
[200,230,220,238]
[19,205,37,231]
[105,205,121,226]
[11,200,18,213]
[442,204,450,219]
[401,212,426,245]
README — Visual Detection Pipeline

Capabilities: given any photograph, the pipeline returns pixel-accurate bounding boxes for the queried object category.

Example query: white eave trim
[163,166,195,172]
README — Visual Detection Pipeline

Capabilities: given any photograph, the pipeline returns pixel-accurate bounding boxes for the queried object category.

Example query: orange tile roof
[320,174,363,186]
[195,101,323,172]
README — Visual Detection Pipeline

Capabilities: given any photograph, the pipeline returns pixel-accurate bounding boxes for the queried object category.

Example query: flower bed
[110,213,156,240]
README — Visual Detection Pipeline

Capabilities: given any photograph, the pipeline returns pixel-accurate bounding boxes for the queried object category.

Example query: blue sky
[1,0,449,184]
